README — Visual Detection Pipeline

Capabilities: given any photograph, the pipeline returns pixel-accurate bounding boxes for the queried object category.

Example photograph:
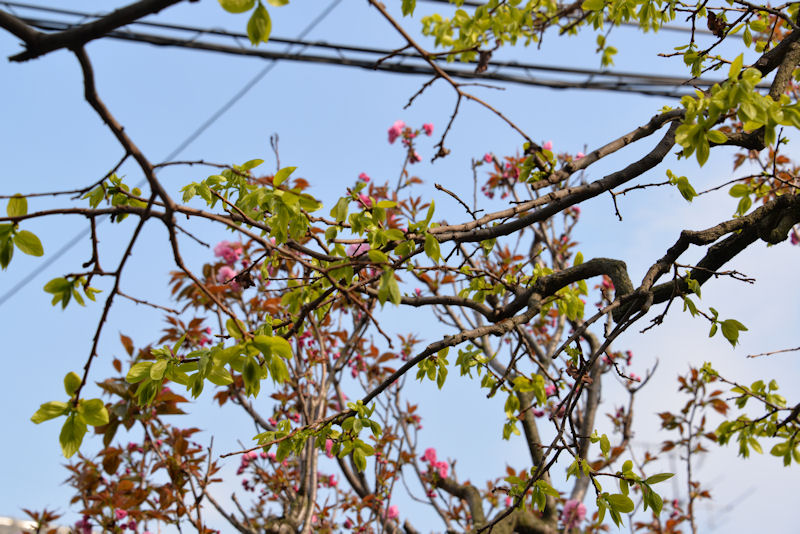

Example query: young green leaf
[13,230,43,256]
[77,398,109,426]
[64,372,81,396]
[7,195,27,217]
[218,0,255,13]
[59,414,87,458]
[31,401,69,424]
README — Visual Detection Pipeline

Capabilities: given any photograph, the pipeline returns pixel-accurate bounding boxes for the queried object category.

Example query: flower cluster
[421,447,448,479]
[387,120,433,164]
[561,499,587,529]
[213,240,242,264]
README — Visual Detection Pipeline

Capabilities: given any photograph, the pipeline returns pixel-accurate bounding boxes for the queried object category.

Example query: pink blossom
[505,497,513,507]
[214,240,242,265]
[358,172,371,182]
[329,474,338,487]
[542,140,553,151]
[388,120,406,144]
[791,230,799,245]
[346,243,370,257]
[483,153,493,163]
[410,150,422,164]
[386,505,399,520]
[75,516,92,534]
[414,288,422,297]
[217,265,237,285]
[422,123,434,136]
[115,510,128,520]
[576,151,585,159]
[435,461,448,478]
[344,518,353,528]
[358,193,372,208]
[561,499,587,529]
[205,326,212,334]
[545,384,556,396]
[325,438,334,458]
[268,451,277,460]
[268,418,277,426]
[422,447,437,463]
[629,373,641,382]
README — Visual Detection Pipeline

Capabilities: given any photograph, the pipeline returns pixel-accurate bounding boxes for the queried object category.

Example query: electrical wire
[3,5,745,96]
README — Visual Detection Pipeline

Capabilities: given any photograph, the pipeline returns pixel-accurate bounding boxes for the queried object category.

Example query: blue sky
[1,0,798,532]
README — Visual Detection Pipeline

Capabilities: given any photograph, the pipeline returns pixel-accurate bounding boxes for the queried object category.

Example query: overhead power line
[0,0,344,306]
[2,3,752,98]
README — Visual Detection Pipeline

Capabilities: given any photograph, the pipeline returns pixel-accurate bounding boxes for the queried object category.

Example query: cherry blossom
[561,499,586,529]
[388,120,405,144]
[213,240,242,265]
[422,123,434,136]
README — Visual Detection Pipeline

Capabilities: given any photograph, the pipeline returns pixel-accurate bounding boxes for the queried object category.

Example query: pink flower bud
[483,153,493,163]
[543,140,553,151]
[114,510,128,520]
[576,152,585,159]
[422,123,434,136]
[358,172,371,182]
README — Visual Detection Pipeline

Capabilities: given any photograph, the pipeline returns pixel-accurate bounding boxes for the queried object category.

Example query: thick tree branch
[5,0,187,62]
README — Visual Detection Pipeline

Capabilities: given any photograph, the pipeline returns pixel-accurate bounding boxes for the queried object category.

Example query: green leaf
[64,372,81,396]
[247,3,272,44]
[267,354,290,383]
[218,0,255,14]
[0,238,12,269]
[695,139,710,166]
[7,195,27,217]
[424,233,441,263]
[401,0,416,16]
[720,319,747,347]
[600,434,610,457]
[150,359,168,380]
[729,53,743,80]
[367,249,388,264]
[13,230,43,256]
[582,0,605,10]
[31,401,69,424]
[78,398,109,426]
[126,362,153,383]
[729,184,750,197]
[226,318,244,340]
[606,493,635,513]
[644,472,674,485]
[331,197,349,223]
[353,447,367,471]
[253,335,293,359]
[706,129,728,144]
[59,414,87,458]
[206,365,234,386]
[44,277,71,294]
[273,166,296,186]
[379,270,401,305]
[266,0,288,5]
